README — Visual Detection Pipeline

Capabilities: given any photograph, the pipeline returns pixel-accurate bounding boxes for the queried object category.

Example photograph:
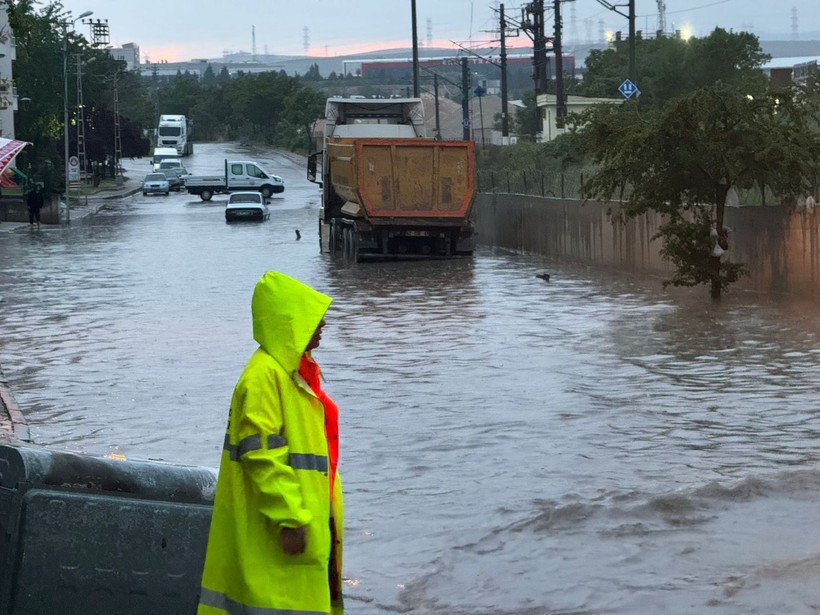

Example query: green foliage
[655,212,748,291]
[577,81,818,296]
[514,90,541,140]
[7,0,329,183]
[304,63,322,80]
[578,28,770,109]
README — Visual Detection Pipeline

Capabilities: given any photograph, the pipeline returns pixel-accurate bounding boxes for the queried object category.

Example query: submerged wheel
[349,228,359,262]
[328,220,338,255]
[260,186,272,199]
[341,226,350,260]
[342,226,358,262]
[200,190,213,201]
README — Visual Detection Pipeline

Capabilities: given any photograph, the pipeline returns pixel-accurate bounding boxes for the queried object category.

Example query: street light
[62,9,93,224]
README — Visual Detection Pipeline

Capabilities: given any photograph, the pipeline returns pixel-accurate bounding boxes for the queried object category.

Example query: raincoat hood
[252,272,332,374]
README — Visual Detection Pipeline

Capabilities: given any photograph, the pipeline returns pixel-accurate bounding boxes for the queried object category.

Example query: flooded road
[2,143,820,613]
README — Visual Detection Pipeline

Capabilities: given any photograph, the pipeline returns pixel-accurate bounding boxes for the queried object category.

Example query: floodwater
[2,143,820,614]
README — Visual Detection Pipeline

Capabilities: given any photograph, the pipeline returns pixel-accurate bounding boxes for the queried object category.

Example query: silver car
[143,173,170,196]
[225,191,270,222]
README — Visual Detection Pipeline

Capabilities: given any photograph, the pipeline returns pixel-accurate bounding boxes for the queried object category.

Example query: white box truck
[151,147,179,171]
[157,115,193,156]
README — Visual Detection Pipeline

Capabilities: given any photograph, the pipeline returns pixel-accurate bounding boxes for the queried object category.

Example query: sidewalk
[0,169,144,441]
[0,173,144,232]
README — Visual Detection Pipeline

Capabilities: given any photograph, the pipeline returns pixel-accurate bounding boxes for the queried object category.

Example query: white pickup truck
[185,159,285,201]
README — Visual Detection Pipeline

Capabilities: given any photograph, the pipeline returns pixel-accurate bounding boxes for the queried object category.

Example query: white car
[142,173,170,196]
[225,191,270,222]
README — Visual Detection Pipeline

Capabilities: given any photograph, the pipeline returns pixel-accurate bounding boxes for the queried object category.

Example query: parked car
[225,191,269,222]
[159,168,188,192]
[156,158,184,173]
[143,173,170,196]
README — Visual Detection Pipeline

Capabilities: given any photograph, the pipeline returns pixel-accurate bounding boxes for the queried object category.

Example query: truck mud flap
[0,444,216,615]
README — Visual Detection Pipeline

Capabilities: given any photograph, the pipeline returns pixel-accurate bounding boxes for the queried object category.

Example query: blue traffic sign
[618,79,640,99]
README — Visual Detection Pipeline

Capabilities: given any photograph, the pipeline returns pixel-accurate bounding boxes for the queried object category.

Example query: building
[108,43,141,72]
[0,2,18,138]
[793,59,818,85]
[536,93,621,142]
[761,56,820,86]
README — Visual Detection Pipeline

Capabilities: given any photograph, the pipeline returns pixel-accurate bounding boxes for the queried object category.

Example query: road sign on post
[68,156,80,183]
[618,79,640,99]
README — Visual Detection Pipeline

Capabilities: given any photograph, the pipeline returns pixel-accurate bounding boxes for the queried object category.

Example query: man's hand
[280,526,307,555]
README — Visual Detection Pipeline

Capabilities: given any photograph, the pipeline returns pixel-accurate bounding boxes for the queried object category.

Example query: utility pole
[594,0,636,83]
[433,73,441,139]
[523,1,548,94]
[113,70,123,183]
[76,55,87,184]
[553,0,566,122]
[499,4,509,138]
[411,0,420,97]
[628,0,636,82]
[461,57,470,140]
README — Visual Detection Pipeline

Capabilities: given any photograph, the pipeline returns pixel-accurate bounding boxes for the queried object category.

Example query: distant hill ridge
[151,40,820,78]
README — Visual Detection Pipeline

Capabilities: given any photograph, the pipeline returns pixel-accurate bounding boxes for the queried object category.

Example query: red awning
[0,138,32,188]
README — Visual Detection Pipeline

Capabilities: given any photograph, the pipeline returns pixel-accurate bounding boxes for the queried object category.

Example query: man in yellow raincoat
[199,271,344,615]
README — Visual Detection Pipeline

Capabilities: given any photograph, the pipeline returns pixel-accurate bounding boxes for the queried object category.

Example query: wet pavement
[2,143,820,613]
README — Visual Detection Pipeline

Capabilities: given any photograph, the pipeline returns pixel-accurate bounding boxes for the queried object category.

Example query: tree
[577,83,820,298]
[305,62,322,81]
[283,86,329,152]
[578,29,770,109]
[514,90,541,141]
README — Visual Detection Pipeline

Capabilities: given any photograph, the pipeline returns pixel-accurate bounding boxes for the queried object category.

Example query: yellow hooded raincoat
[198,272,344,615]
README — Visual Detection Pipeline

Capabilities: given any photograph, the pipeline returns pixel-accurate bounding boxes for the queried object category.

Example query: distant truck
[151,147,179,171]
[307,97,475,261]
[157,114,193,157]
[185,160,285,201]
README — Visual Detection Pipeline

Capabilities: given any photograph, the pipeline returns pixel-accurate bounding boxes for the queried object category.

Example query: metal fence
[476,168,587,199]
[476,168,817,207]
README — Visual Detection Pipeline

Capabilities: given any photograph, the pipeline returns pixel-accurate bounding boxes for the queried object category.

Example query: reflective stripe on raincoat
[199,272,344,615]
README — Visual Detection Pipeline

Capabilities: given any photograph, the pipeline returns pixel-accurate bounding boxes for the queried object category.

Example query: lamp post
[61,10,93,224]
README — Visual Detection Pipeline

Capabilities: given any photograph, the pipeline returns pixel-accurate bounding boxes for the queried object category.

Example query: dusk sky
[58,0,820,63]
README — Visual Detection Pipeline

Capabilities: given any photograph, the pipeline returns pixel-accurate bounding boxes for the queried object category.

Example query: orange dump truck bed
[327,137,475,220]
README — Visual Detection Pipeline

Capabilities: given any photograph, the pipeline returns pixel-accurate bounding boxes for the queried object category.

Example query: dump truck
[307,97,475,260]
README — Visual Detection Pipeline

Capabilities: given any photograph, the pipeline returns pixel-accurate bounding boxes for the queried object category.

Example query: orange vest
[299,354,339,497]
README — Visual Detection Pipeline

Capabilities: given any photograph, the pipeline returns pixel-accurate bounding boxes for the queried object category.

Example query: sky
[57,0,820,63]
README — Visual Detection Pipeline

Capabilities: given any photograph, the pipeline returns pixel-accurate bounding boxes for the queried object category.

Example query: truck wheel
[349,228,359,262]
[200,190,213,201]
[260,186,273,199]
[341,226,349,259]
[328,220,338,255]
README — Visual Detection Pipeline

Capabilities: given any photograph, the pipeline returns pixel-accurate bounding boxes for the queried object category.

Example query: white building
[0,3,18,138]
[108,42,140,71]
[537,93,622,142]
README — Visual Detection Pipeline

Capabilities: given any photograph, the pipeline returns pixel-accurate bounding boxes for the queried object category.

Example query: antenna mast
[656,0,666,35]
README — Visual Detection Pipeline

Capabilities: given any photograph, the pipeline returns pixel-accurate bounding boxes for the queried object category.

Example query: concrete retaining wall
[474,193,820,296]
[0,195,60,225]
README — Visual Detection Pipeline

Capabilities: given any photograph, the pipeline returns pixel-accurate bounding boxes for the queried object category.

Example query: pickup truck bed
[185,160,285,201]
